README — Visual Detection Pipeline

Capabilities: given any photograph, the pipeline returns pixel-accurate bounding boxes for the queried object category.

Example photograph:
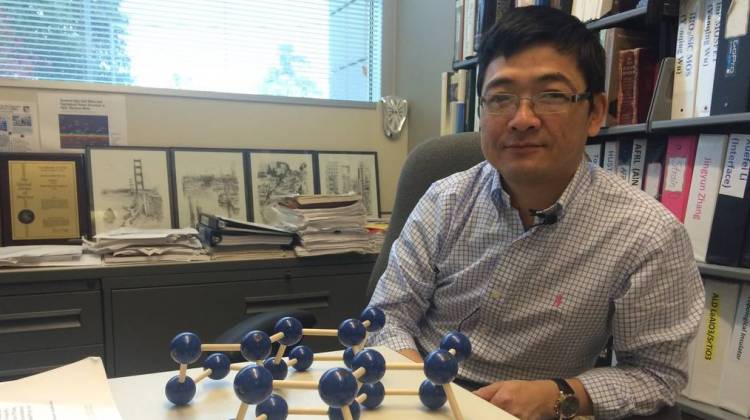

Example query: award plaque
[0,153,88,245]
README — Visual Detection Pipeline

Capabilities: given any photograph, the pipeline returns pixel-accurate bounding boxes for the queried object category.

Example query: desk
[109,347,516,420]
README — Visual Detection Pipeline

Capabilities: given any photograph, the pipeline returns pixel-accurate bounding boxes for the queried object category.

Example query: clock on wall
[381,96,408,139]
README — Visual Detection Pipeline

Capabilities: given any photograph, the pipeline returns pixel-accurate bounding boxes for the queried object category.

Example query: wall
[0,83,407,215]
[395,0,456,151]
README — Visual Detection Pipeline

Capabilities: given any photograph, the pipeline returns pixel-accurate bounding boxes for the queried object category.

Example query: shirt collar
[488,157,592,221]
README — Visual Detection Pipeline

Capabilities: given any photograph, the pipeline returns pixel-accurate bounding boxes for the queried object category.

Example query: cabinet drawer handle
[0,309,83,334]
[244,292,329,315]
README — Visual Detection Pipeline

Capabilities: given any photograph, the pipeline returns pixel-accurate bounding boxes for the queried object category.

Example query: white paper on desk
[0,357,122,420]
[0,245,82,260]
[94,227,198,240]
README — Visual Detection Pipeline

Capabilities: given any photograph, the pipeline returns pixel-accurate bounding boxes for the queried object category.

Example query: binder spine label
[705,292,721,360]
[719,135,750,198]
[665,157,688,192]
[736,295,749,362]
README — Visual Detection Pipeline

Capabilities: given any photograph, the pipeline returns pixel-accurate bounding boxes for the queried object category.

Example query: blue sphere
[289,345,314,371]
[338,319,366,347]
[255,394,289,420]
[233,365,274,405]
[419,379,447,410]
[165,375,196,406]
[202,353,230,380]
[240,330,272,361]
[318,367,358,408]
[359,307,385,332]
[263,357,289,380]
[352,349,386,384]
[327,401,361,420]
[274,317,304,346]
[439,332,472,363]
[423,349,458,385]
[169,332,202,364]
[358,382,385,409]
[343,347,355,369]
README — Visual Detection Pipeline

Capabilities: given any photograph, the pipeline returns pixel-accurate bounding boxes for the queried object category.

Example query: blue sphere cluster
[274,317,304,346]
[337,319,367,347]
[289,345,314,371]
[169,332,202,364]
[165,375,196,406]
[358,381,385,409]
[342,347,355,369]
[318,367,358,408]
[419,379,447,409]
[327,401,361,420]
[423,349,458,385]
[263,357,289,380]
[351,349,386,384]
[233,365,273,405]
[439,331,472,363]
[241,330,272,361]
[255,394,289,420]
[202,353,230,380]
[359,306,386,332]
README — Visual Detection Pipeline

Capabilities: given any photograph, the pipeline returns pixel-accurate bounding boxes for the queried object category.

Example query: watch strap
[552,378,575,396]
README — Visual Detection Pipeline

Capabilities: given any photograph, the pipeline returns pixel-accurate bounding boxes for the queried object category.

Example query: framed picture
[316,151,380,218]
[86,147,173,235]
[171,149,249,228]
[0,152,89,245]
[248,150,315,223]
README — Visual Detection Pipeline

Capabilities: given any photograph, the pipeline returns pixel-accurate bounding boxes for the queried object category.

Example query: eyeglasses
[479,91,592,115]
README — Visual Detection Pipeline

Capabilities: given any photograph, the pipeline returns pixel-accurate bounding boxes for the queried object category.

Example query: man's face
[479,44,605,186]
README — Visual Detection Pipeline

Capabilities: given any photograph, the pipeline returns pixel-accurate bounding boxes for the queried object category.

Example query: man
[368,6,704,419]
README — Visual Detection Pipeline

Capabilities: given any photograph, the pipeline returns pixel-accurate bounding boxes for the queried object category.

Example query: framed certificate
[0,153,89,245]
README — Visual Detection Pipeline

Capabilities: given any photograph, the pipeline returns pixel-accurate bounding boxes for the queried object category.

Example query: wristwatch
[552,378,579,419]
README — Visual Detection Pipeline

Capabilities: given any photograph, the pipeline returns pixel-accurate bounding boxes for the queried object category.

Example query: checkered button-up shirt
[369,159,704,419]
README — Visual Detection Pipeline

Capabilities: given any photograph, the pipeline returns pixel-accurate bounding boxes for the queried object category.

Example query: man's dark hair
[476,6,605,97]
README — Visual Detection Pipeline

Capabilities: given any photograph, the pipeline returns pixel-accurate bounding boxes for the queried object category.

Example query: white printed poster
[0,101,40,152]
[38,93,127,150]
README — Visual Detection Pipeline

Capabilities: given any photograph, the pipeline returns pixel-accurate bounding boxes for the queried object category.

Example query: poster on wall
[248,150,315,223]
[38,93,128,151]
[316,151,380,219]
[0,101,40,152]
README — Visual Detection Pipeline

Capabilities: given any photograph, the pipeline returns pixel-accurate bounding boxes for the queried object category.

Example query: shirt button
[490,290,502,300]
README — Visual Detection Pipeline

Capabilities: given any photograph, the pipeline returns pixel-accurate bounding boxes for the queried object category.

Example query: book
[687,277,740,405]
[710,0,750,115]
[463,0,477,60]
[628,138,648,189]
[718,284,750,416]
[474,0,513,52]
[683,134,729,262]
[616,48,656,124]
[440,72,453,135]
[695,0,723,117]
[601,28,648,127]
[454,0,464,63]
[660,135,699,222]
[671,0,705,119]
[706,134,750,266]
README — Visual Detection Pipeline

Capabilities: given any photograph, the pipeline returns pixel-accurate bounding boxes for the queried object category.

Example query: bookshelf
[448,2,750,419]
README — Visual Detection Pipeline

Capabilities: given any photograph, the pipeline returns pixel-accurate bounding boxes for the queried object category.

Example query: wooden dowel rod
[273,379,319,390]
[236,403,249,420]
[342,405,353,420]
[385,363,423,370]
[384,388,419,396]
[230,362,250,371]
[255,414,267,420]
[274,344,287,364]
[288,407,328,415]
[313,354,343,361]
[356,393,368,403]
[270,332,285,343]
[302,328,338,336]
[443,383,465,420]
[178,364,187,383]
[287,358,298,367]
[362,320,371,328]
[449,348,456,356]
[352,367,366,379]
[202,343,241,351]
[194,368,211,383]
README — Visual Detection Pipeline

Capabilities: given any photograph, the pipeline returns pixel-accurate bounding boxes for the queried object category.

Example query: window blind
[0,0,383,102]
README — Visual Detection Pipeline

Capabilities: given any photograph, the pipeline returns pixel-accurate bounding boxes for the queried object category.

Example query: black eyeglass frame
[479,91,593,115]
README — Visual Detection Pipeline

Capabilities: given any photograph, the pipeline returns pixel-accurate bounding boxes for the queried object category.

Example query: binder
[718,284,750,416]
[628,138,648,189]
[660,135,699,222]
[671,0,705,119]
[694,0,723,117]
[710,0,750,115]
[706,134,750,266]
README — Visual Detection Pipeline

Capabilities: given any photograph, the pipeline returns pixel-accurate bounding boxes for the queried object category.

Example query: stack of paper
[0,245,101,268]
[83,228,208,264]
[264,195,372,257]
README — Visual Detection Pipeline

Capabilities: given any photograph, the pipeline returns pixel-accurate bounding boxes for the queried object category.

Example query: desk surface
[109,347,516,420]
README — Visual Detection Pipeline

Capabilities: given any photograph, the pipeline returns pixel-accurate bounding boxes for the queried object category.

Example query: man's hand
[474,380,558,419]
[397,348,423,362]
